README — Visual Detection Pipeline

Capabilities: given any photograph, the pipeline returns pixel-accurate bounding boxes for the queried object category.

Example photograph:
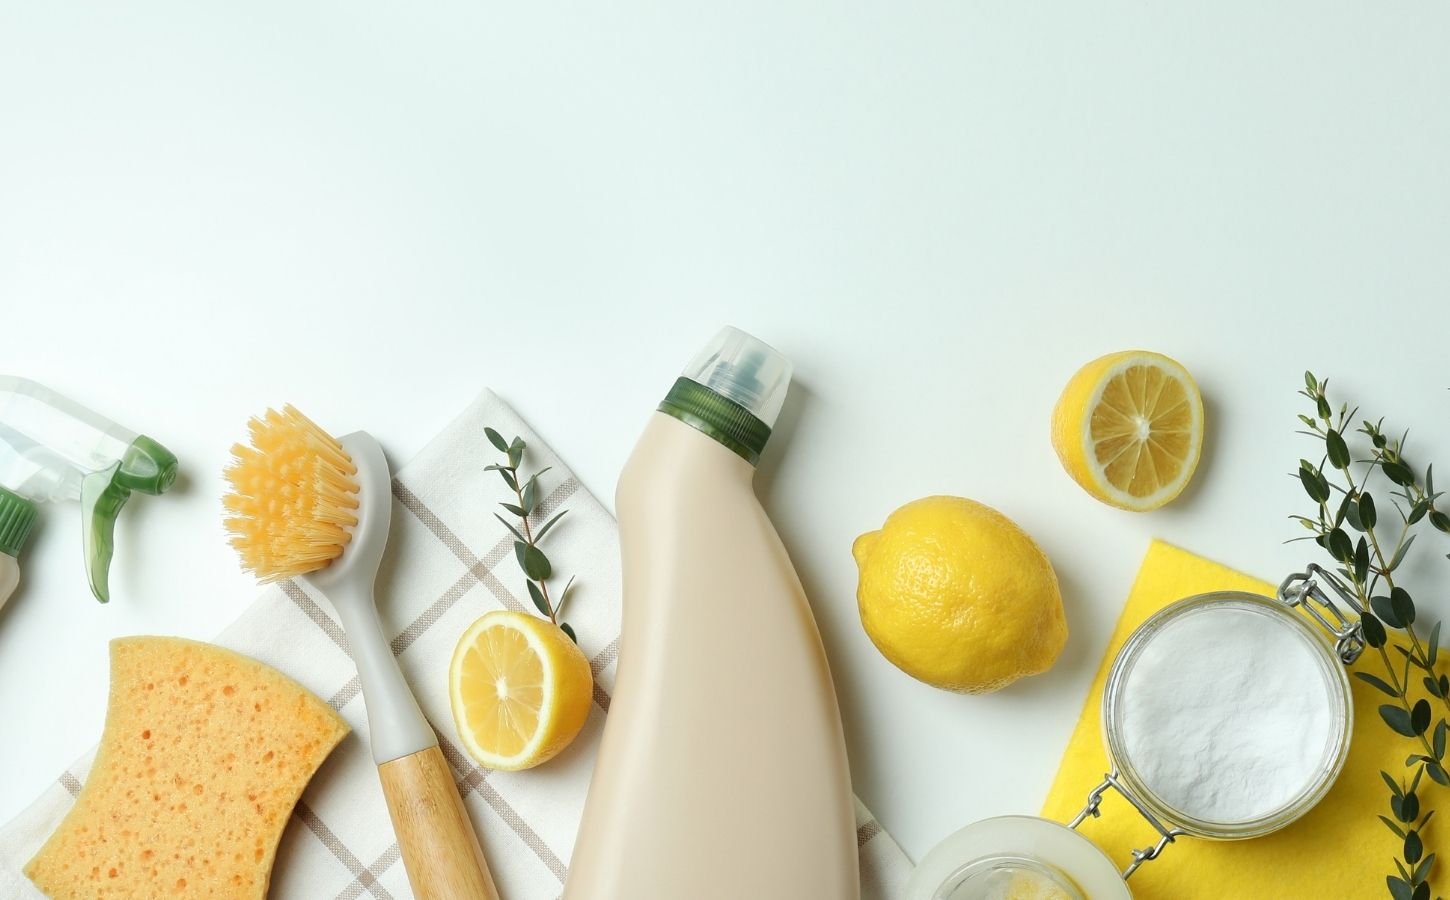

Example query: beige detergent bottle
[564,327,859,900]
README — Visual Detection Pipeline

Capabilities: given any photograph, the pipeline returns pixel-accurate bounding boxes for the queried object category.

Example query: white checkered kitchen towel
[0,389,911,899]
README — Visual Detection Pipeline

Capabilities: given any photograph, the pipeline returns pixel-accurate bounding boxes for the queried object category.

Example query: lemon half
[448,611,593,771]
[1051,351,1204,512]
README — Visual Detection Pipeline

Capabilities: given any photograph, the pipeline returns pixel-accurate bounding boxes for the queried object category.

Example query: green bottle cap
[0,486,38,559]
[657,327,793,466]
[658,377,772,465]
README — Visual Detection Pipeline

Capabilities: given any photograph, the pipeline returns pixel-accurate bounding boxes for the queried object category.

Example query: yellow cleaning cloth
[1041,540,1440,899]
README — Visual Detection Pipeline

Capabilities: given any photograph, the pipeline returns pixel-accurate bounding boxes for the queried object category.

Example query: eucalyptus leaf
[1409,499,1429,525]
[1385,459,1417,487]
[500,502,527,517]
[493,513,526,543]
[1392,587,1417,627]
[1383,705,1417,737]
[1426,676,1444,699]
[1361,493,1378,529]
[1304,371,1318,391]
[554,575,577,621]
[1413,854,1435,887]
[1429,621,1441,667]
[1384,770,1405,799]
[1300,462,1332,504]
[534,509,568,542]
[1401,790,1421,822]
[1334,491,1355,529]
[516,542,552,581]
[560,621,578,644]
[1412,699,1432,735]
[1405,830,1423,865]
[1355,671,1399,697]
[1327,528,1354,564]
[522,477,539,516]
[1354,537,1370,583]
[1431,510,1450,534]
[1389,534,1418,572]
[500,468,519,491]
[1372,595,1403,628]
[1427,763,1450,787]
[1382,815,1408,839]
[1362,612,1389,648]
[1435,720,1446,761]
[526,579,552,618]
[1326,429,1351,469]
[1388,875,1411,900]
[1316,393,1333,421]
[485,427,510,453]
[1344,498,1365,532]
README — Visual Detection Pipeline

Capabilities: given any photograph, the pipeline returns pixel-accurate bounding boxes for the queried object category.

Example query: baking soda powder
[1117,606,1340,824]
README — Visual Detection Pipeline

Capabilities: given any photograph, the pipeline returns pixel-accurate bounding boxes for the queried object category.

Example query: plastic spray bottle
[0,377,177,602]
[0,486,38,613]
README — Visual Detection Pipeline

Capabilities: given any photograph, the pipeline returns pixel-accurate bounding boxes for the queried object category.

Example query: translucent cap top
[681,327,792,429]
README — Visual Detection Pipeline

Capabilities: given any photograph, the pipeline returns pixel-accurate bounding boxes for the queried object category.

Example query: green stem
[1373,643,1440,763]
[512,473,557,625]
[1340,453,1450,715]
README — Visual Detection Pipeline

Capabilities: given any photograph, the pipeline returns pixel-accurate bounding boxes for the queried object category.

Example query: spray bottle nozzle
[82,435,178,602]
[0,377,178,602]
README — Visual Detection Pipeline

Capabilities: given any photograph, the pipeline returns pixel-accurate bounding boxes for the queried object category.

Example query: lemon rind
[1078,353,1203,511]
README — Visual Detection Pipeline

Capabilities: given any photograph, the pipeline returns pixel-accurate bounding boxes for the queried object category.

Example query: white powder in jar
[1115,605,1340,824]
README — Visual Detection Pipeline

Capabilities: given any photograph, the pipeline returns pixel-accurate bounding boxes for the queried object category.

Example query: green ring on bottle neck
[658,377,771,466]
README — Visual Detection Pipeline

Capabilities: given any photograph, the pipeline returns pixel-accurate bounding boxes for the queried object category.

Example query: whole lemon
[853,496,1067,694]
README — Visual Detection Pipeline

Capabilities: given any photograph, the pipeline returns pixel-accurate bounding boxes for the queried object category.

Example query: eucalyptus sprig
[485,426,579,643]
[1292,372,1449,900]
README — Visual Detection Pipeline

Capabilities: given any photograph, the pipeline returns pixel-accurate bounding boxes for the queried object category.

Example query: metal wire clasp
[1068,771,1184,879]
[1277,563,1366,664]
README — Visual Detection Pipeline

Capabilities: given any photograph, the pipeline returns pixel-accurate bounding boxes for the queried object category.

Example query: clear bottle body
[0,376,136,502]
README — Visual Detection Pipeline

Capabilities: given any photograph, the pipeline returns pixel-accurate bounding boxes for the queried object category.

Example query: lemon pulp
[449,611,592,771]
[1052,351,1204,512]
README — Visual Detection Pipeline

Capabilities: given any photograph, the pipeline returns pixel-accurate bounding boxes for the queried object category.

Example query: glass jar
[907,565,1363,899]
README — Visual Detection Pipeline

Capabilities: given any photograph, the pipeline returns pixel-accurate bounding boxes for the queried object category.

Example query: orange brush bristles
[223,405,360,581]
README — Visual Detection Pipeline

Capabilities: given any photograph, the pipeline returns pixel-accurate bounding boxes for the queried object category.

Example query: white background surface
[3,0,1450,868]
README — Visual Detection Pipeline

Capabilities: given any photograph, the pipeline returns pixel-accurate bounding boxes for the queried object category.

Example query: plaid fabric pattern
[0,390,911,899]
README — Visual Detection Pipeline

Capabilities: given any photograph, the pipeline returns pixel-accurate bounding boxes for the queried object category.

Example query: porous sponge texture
[24,636,349,899]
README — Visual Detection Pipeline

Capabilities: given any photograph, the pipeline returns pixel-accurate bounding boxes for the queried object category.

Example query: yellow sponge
[25,636,349,899]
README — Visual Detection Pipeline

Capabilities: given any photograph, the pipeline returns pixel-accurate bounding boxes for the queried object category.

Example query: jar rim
[903,816,1130,900]
[1101,590,1354,839]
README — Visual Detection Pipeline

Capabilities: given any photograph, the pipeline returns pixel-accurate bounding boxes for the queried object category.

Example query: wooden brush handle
[378,745,500,900]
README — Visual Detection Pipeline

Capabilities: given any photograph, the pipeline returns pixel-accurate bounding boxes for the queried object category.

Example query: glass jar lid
[1101,591,1354,838]
[906,816,1129,900]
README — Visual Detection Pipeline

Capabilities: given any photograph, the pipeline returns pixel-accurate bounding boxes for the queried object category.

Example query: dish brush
[224,406,499,900]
